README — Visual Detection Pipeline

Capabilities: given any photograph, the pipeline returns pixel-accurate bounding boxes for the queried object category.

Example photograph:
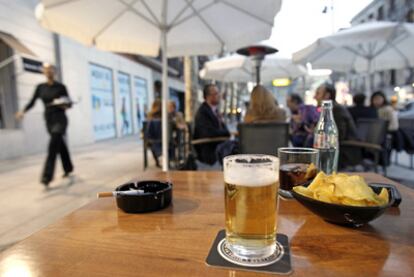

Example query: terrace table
[0,172,413,276]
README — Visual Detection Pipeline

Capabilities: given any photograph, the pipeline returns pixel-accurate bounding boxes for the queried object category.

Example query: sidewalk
[387,151,414,189]
[0,136,160,252]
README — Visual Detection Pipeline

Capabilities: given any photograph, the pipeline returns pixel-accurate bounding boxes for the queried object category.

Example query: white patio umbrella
[200,54,306,82]
[293,21,414,95]
[35,0,282,171]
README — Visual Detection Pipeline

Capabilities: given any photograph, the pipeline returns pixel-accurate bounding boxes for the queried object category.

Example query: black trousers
[42,133,73,182]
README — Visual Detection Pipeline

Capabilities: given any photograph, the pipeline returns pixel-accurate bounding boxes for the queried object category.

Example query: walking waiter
[16,63,74,187]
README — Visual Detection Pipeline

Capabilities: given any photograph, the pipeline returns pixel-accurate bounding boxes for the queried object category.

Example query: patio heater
[236,44,278,84]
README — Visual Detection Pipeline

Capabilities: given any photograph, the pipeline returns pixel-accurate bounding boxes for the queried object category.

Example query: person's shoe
[155,157,161,168]
[41,177,50,187]
[62,171,73,178]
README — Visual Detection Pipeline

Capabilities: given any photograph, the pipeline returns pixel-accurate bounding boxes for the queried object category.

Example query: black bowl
[291,183,400,227]
[115,180,172,213]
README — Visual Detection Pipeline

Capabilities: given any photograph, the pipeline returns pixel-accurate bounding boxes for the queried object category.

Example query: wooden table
[0,172,413,276]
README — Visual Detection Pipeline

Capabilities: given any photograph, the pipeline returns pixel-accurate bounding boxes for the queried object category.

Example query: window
[134,76,148,131]
[0,99,3,128]
[407,10,414,22]
[0,40,18,129]
[90,63,116,140]
[379,71,385,86]
[390,69,396,86]
[117,72,133,136]
[378,6,384,20]
[389,0,396,16]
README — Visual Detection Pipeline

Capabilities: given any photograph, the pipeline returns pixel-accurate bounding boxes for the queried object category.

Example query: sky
[268,0,373,57]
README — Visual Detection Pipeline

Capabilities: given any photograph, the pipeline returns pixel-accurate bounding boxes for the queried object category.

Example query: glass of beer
[224,154,279,259]
[278,147,319,199]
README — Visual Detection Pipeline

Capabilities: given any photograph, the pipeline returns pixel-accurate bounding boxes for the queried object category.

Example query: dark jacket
[193,102,230,165]
[348,106,378,123]
[146,119,162,157]
[24,82,71,135]
[333,103,358,141]
[334,103,359,169]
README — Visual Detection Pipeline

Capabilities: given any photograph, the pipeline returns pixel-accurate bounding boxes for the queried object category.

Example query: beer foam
[224,166,278,187]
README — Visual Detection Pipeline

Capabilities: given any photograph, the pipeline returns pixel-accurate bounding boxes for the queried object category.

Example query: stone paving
[0,136,159,252]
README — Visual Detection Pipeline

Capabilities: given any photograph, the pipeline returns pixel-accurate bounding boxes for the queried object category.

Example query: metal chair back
[356,118,388,146]
[238,122,289,156]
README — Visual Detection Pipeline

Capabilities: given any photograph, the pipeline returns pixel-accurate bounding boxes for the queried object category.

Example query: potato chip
[341,197,367,207]
[305,163,318,180]
[307,171,326,190]
[293,186,313,198]
[379,188,389,201]
[292,172,389,207]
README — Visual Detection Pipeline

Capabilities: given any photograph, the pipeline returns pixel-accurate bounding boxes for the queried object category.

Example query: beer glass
[278,147,319,198]
[224,154,279,259]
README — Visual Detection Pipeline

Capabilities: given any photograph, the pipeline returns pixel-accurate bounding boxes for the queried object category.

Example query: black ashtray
[291,183,401,227]
[115,181,172,213]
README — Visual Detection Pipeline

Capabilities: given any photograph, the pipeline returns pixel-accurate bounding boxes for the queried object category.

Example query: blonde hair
[245,85,279,122]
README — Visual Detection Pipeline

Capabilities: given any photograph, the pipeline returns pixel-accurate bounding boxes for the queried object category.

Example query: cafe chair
[394,117,414,169]
[142,120,178,170]
[178,122,229,170]
[340,118,389,175]
[238,122,289,156]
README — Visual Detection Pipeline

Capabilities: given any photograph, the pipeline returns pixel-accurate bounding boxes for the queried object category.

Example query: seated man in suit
[193,84,230,165]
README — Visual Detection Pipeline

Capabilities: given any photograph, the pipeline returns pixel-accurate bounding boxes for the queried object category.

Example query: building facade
[350,0,414,98]
[0,0,184,160]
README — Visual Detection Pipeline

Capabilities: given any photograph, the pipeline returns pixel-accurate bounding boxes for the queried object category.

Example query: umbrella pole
[365,58,372,101]
[161,29,169,172]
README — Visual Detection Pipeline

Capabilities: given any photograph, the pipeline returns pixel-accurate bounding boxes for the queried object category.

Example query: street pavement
[0,136,159,252]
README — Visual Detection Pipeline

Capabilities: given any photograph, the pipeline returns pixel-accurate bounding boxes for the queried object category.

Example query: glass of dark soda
[278,148,319,198]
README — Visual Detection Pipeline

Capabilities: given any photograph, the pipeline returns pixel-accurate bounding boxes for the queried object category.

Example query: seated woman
[146,100,162,168]
[370,91,399,132]
[146,100,176,168]
[168,100,186,130]
[168,100,188,164]
[216,85,286,164]
[244,85,286,123]
[370,91,399,166]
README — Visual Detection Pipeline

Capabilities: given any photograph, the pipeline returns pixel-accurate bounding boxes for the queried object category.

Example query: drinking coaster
[206,230,292,275]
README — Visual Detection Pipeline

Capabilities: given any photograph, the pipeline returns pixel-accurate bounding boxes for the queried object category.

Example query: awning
[0,31,36,56]
[0,31,42,73]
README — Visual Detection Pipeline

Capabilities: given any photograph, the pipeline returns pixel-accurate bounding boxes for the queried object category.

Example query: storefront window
[388,0,395,16]
[407,10,414,22]
[117,72,133,136]
[90,63,116,140]
[133,77,148,131]
[0,40,18,129]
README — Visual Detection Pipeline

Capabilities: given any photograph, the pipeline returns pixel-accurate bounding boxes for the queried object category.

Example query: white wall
[0,0,184,160]
[0,0,55,159]
[59,36,155,147]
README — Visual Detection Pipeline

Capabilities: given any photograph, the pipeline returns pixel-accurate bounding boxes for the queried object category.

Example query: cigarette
[97,190,145,198]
